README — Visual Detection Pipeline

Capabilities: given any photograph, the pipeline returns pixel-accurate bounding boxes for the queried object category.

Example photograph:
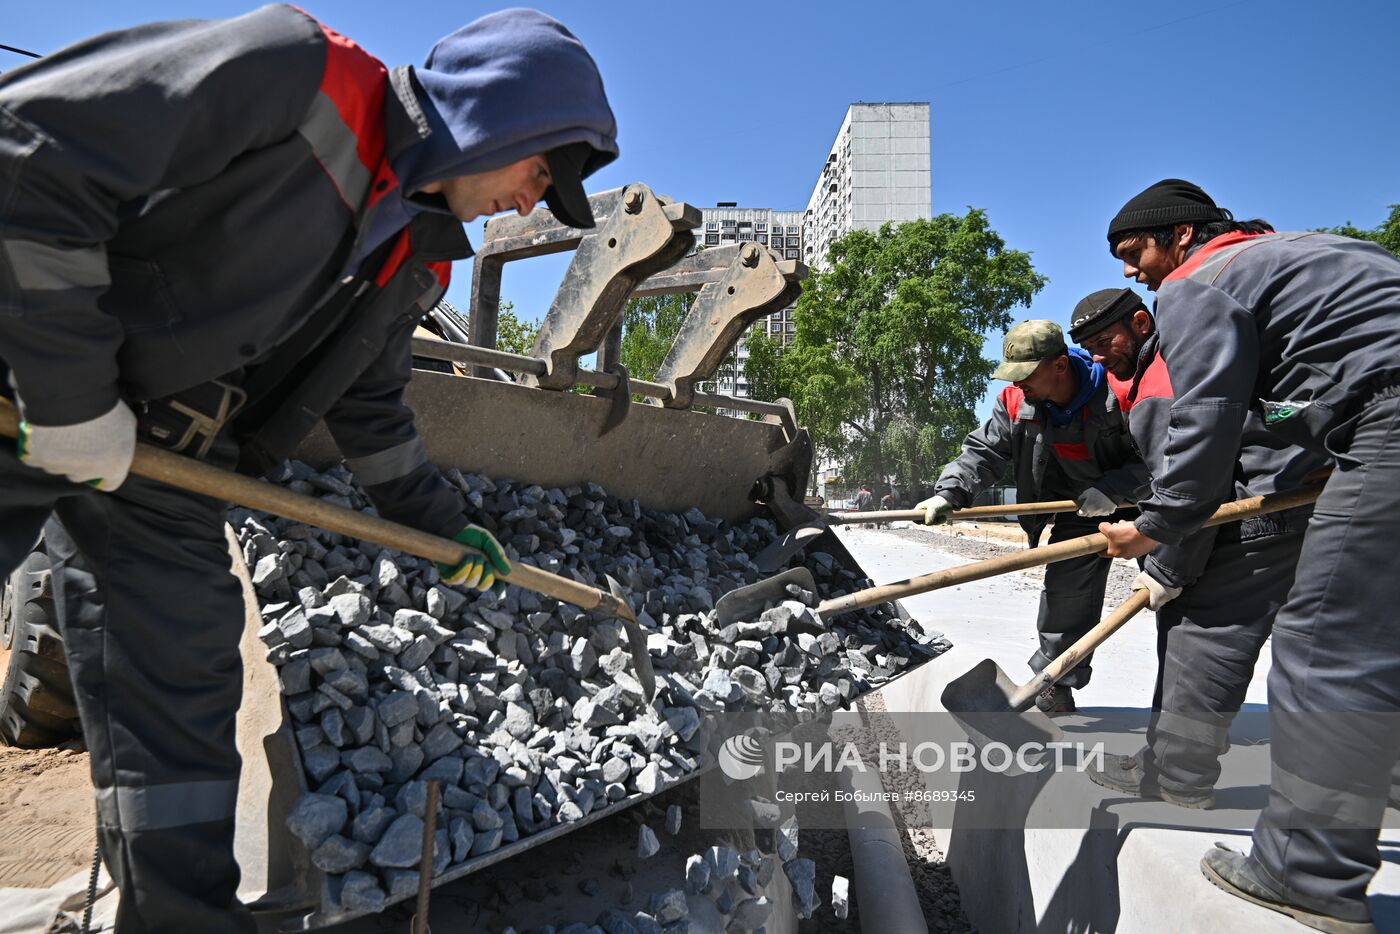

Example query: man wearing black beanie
[1072,287,1323,813]
[1105,178,1272,291]
[1098,179,1400,933]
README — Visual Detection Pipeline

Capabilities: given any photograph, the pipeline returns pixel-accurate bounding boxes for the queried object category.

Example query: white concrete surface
[835,525,1399,933]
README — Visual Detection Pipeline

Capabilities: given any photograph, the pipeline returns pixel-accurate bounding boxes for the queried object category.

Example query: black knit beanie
[1069,288,1148,342]
[1106,178,1230,253]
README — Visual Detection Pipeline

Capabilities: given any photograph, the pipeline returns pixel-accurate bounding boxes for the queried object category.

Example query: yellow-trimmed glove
[915,494,954,525]
[435,524,511,594]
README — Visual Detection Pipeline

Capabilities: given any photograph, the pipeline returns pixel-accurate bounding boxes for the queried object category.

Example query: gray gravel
[238,460,947,916]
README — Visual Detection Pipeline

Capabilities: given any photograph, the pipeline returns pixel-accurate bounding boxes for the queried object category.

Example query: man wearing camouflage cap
[917,320,1150,712]
[1071,286,1322,808]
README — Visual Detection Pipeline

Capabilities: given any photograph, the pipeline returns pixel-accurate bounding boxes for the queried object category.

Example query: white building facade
[700,102,930,401]
[803,102,931,270]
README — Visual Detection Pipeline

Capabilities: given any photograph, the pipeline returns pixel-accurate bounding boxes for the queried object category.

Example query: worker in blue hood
[0,6,619,930]
[355,7,620,266]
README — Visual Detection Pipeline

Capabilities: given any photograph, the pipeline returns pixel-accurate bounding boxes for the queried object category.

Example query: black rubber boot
[1033,684,1075,715]
[1086,752,1214,809]
[1200,844,1377,934]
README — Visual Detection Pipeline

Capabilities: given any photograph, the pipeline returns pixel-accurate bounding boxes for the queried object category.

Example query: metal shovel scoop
[937,589,1151,758]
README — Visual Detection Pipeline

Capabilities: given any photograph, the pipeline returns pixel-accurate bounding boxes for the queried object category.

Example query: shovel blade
[716,567,819,629]
[606,574,656,701]
[940,658,1065,753]
[753,523,825,573]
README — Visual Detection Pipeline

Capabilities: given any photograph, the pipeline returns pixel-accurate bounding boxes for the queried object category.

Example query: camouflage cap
[992,320,1066,381]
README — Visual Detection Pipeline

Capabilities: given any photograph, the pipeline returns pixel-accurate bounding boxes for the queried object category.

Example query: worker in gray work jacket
[1099,178,1400,934]
[917,319,1150,714]
[1070,284,1324,809]
[0,7,616,931]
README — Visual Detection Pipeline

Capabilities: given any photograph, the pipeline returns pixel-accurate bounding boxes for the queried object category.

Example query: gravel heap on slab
[246,461,944,915]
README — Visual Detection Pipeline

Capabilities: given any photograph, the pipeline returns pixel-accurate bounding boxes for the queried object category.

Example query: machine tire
[0,545,82,747]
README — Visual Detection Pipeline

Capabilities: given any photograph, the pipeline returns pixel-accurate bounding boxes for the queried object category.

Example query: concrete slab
[836,526,1399,932]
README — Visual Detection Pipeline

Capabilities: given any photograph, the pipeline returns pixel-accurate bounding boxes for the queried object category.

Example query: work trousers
[0,444,254,933]
[1139,516,1306,795]
[1027,514,1120,689]
[1246,392,1400,922]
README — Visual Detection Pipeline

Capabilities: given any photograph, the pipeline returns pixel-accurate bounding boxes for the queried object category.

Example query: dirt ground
[0,741,96,889]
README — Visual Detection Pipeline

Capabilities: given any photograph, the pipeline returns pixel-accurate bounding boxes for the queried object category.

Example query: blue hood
[1044,347,1105,428]
[350,9,619,271]
[396,9,619,194]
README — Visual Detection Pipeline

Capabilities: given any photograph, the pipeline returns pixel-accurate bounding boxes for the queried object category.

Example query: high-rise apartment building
[698,102,930,400]
[699,204,805,347]
[803,102,931,270]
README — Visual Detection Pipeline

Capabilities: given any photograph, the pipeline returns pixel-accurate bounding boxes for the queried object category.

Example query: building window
[738,232,754,241]
[755,223,767,231]
[721,219,736,228]
[785,249,799,259]
[705,222,718,230]
[757,235,767,244]
[705,234,720,245]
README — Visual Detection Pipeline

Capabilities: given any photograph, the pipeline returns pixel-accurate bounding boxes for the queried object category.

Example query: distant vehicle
[970,484,1018,520]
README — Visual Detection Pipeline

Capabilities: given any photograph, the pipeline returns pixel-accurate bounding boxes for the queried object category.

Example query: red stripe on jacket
[374,231,413,288]
[309,15,400,208]
[372,231,455,292]
[1051,442,1091,461]
[1130,352,1174,409]
[999,385,1037,422]
[1164,231,1266,283]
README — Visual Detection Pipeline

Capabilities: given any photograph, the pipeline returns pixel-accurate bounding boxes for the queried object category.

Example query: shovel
[937,484,1322,752]
[814,485,1322,622]
[753,500,1080,572]
[0,401,656,700]
[942,588,1153,719]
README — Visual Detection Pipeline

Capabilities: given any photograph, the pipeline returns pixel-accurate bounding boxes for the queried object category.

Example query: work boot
[1086,752,1214,808]
[1201,844,1377,933]
[1034,684,1075,715]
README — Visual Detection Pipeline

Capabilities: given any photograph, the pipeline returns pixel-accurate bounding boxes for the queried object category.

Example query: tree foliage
[1322,203,1400,258]
[619,293,691,381]
[743,210,1046,494]
[495,301,539,356]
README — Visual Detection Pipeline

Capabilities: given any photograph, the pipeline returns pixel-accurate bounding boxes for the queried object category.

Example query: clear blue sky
[6,1,1398,416]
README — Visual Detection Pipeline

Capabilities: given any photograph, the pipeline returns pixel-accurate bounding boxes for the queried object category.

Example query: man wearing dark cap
[1099,179,1400,933]
[0,7,617,930]
[1071,287,1322,809]
[918,320,1149,713]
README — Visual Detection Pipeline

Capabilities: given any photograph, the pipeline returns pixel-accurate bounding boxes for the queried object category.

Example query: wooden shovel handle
[830,500,1080,525]
[0,400,630,621]
[817,484,1322,620]
[1006,589,1152,711]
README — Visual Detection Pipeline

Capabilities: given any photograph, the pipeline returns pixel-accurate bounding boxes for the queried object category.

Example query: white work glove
[916,494,954,525]
[1132,571,1182,611]
[18,400,138,492]
[1076,486,1119,517]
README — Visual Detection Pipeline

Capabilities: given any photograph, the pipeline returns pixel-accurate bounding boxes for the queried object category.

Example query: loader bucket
[232,186,941,928]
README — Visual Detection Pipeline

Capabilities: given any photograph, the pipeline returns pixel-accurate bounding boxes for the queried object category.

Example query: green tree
[619,292,691,381]
[494,301,539,356]
[744,210,1046,493]
[1322,203,1400,257]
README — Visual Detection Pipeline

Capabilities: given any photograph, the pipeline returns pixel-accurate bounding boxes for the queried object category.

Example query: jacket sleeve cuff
[934,484,973,509]
[13,382,122,427]
[1135,513,1188,547]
